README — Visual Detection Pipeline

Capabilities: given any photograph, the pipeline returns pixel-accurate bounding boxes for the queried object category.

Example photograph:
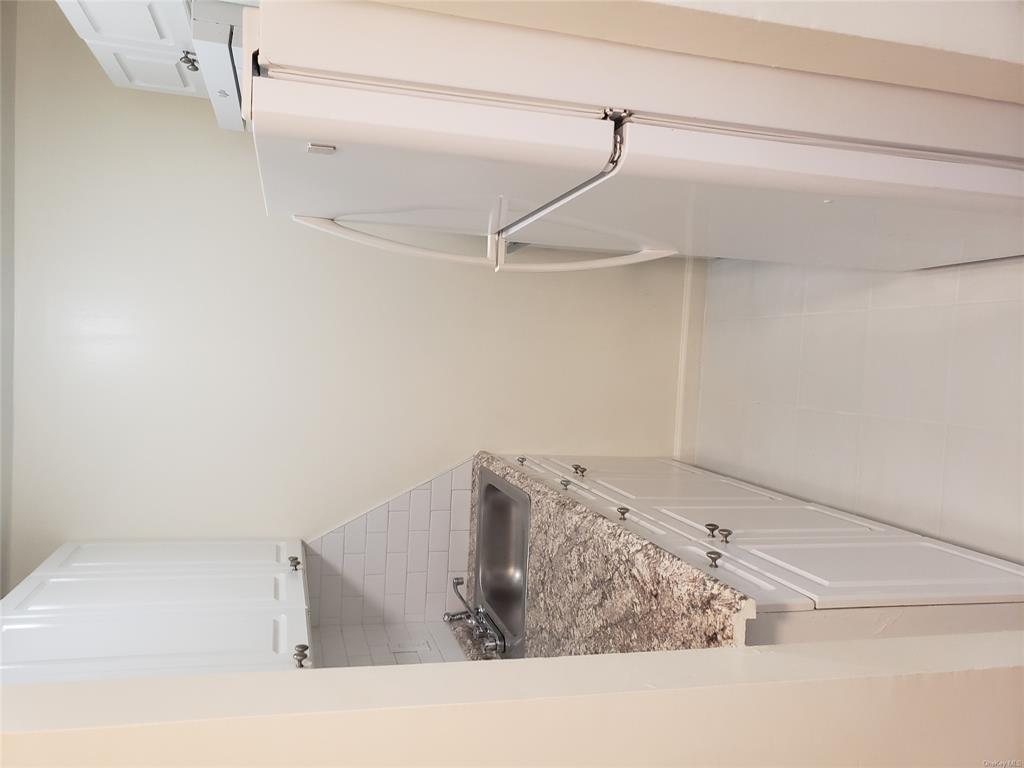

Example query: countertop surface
[457,452,751,660]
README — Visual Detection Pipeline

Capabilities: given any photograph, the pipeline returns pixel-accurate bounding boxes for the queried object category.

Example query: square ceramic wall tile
[942,426,1023,563]
[803,269,871,314]
[431,472,452,510]
[409,489,431,530]
[747,316,801,406]
[407,530,429,572]
[696,392,748,480]
[388,510,409,553]
[871,269,957,308]
[705,258,754,321]
[798,311,866,413]
[957,257,1024,304]
[946,301,1023,432]
[856,416,945,534]
[739,402,799,491]
[321,531,344,577]
[344,517,366,554]
[793,409,861,510]
[364,533,386,576]
[450,490,471,531]
[863,305,952,423]
[452,460,473,491]
[699,320,750,404]
[366,504,388,533]
[748,262,804,318]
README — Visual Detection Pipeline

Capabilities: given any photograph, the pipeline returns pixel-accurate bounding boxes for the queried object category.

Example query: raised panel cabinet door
[542,456,690,477]
[0,570,306,619]
[592,472,780,503]
[731,537,1024,609]
[57,0,193,50]
[651,504,913,543]
[665,541,815,613]
[86,41,207,98]
[32,539,304,574]
[0,603,309,685]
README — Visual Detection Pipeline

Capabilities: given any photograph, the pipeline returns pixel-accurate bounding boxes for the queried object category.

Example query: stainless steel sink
[475,468,531,658]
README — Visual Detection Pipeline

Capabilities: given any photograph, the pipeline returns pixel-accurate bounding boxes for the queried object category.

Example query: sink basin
[475,468,531,658]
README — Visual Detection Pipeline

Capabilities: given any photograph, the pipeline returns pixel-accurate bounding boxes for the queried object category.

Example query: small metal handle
[516,456,526,466]
[705,551,722,568]
[572,463,582,474]
[705,523,719,538]
[718,528,733,544]
[288,556,301,571]
[617,506,629,520]
[559,479,571,490]
[443,610,472,623]
[293,644,309,668]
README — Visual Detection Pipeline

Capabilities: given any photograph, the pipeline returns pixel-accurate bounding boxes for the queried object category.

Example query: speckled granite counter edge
[455,451,752,661]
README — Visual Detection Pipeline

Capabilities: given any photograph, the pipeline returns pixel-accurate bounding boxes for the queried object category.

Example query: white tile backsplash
[798,311,866,413]
[946,302,1023,432]
[696,256,1024,563]
[407,530,429,572]
[305,461,471,628]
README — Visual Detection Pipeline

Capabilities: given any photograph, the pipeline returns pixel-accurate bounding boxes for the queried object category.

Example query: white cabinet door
[664,541,814,613]
[0,570,305,618]
[0,539,311,684]
[651,504,911,542]
[592,472,779,503]
[57,0,193,50]
[33,538,303,573]
[543,456,689,477]
[0,607,306,685]
[732,537,1024,608]
[84,41,207,97]
[56,1,207,98]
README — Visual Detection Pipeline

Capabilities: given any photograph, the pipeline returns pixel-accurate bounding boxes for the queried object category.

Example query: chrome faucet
[442,576,506,656]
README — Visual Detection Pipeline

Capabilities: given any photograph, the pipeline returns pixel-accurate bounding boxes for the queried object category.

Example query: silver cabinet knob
[705,551,722,568]
[293,644,309,668]
[705,523,719,538]
[516,456,526,466]
[559,479,571,490]
[288,556,301,571]
[718,528,733,543]
[617,506,629,520]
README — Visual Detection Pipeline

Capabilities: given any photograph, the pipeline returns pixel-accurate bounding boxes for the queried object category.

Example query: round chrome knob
[705,551,723,568]
[617,506,629,520]
[288,556,301,571]
[516,456,526,466]
[559,479,571,490]
[718,528,733,544]
[293,644,309,668]
[705,523,719,538]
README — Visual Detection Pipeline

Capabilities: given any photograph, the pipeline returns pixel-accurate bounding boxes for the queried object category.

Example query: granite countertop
[455,452,752,660]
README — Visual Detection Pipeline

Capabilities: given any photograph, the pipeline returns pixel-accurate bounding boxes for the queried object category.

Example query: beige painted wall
[0,0,16,595]
[6,1,687,589]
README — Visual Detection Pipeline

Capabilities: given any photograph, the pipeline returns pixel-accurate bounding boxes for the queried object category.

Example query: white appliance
[247,2,1024,272]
